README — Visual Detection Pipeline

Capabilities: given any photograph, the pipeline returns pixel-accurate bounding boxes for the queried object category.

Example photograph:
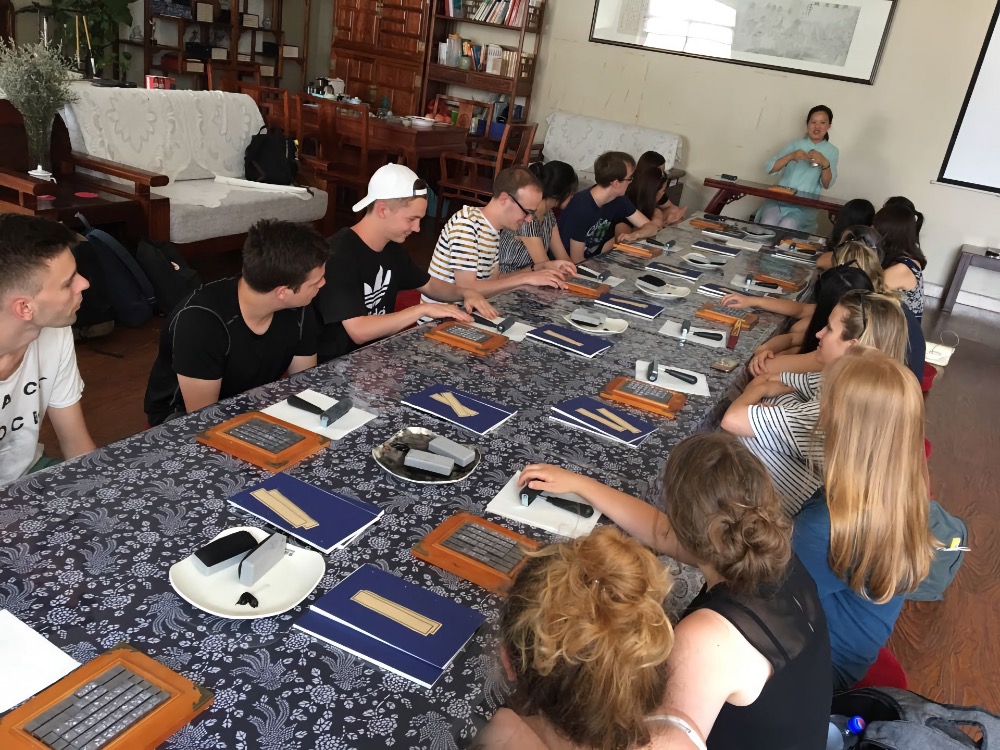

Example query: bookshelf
[119,0,309,89]
[423,0,545,123]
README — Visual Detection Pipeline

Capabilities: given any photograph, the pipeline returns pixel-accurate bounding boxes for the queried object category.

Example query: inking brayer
[680,318,691,344]
[472,313,516,333]
[191,529,258,576]
[519,485,544,507]
[286,394,354,427]
[238,532,287,586]
[646,359,659,382]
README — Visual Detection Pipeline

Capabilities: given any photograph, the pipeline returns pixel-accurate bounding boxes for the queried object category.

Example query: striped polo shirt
[740,371,824,516]
[424,206,499,301]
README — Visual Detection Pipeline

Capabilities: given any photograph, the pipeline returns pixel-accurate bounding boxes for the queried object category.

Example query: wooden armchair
[436,122,537,221]
[237,82,290,133]
[430,94,494,134]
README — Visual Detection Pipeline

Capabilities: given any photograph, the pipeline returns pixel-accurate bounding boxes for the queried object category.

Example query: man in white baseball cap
[313,163,497,363]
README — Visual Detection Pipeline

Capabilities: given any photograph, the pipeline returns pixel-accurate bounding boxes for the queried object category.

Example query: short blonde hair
[832,241,887,292]
[820,347,936,602]
[501,526,674,750]
[837,290,908,363]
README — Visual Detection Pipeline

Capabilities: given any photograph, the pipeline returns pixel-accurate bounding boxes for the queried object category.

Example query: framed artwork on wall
[589,0,897,84]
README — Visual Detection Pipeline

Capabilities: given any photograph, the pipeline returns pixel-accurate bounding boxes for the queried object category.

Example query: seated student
[557,151,661,263]
[793,347,935,689]
[827,198,875,247]
[313,164,498,363]
[519,433,832,750]
[874,201,927,319]
[615,167,672,237]
[720,291,908,515]
[496,161,581,273]
[632,150,687,224]
[815,223,882,271]
[425,166,569,302]
[0,215,96,485]
[476,527,694,750]
[144,219,329,425]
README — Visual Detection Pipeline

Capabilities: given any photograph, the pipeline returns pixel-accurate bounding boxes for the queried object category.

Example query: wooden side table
[942,244,1000,313]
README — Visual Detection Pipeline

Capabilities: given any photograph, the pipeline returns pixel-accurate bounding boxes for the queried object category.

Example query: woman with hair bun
[476,526,697,750]
[516,433,831,750]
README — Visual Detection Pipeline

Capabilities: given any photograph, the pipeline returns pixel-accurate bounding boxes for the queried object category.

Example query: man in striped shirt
[424,167,569,303]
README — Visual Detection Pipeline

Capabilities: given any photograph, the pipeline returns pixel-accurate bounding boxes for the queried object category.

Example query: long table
[703,175,848,224]
[0,217,814,748]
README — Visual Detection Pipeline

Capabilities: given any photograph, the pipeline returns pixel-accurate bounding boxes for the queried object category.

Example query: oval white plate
[634,279,691,298]
[408,116,438,129]
[683,252,728,269]
[744,227,776,240]
[373,426,482,484]
[169,527,325,620]
[563,313,629,334]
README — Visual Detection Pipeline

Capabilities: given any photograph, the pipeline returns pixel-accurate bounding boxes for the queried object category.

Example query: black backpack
[134,238,202,315]
[833,687,1000,749]
[75,213,155,327]
[71,238,116,339]
[245,125,298,185]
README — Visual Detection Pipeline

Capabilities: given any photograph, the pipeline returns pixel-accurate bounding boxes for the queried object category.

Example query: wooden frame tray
[695,301,759,329]
[0,643,213,750]
[565,277,611,298]
[196,412,330,472]
[411,513,540,595]
[599,375,687,420]
[689,219,727,231]
[613,241,662,259]
[424,321,508,355]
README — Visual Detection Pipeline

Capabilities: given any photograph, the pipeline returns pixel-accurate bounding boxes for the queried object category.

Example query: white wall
[532,0,1000,307]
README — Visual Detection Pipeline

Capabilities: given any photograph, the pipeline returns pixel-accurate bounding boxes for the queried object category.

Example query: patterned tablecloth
[0,218,814,749]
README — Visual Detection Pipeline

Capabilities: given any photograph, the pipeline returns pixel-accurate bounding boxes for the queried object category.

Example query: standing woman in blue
[756,105,839,233]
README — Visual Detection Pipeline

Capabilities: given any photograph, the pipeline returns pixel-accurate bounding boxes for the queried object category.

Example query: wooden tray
[778,238,823,253]
[767,185,797,194]
[612,241,662,259]
[599,375,687,420]
[695,301,759,329]
[565,277,611,298]
[751,273,801,291]
[424,321,508,355]
[412,513,540,595]
[689,219,727,231]
[0,644,213,750]
[196,412,330,472]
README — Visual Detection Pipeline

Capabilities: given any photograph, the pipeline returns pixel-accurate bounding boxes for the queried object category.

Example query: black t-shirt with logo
[313,227,430,363]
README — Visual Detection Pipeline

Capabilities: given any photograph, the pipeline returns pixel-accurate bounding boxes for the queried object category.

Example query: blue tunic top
[792,492,904,690]
[755,137,840,233]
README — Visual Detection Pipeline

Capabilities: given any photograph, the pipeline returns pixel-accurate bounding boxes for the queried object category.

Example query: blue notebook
[594,292,664,319]
[402,384,517,435]
[550,396,656,447]
[229,474,382,554]
[698,282,743,298]
[692,240,742,258]
[298,564,485,687]
[645,262,702,282]
[525,323,612,358]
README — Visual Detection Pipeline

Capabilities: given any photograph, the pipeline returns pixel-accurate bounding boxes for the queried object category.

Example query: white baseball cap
[352,163,428,212]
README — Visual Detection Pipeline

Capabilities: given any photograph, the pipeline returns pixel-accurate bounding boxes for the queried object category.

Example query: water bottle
[825,715,866,749]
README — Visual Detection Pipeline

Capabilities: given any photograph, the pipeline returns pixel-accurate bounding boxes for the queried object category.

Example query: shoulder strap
[76,213,155,303]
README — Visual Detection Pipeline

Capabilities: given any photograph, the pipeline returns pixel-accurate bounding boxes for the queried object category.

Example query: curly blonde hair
[500,526,675,750]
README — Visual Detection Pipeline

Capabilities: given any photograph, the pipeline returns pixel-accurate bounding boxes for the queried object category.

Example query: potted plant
[0,41,78,175]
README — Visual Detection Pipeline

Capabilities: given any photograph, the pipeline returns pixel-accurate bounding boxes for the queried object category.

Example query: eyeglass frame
[505,191,536,219]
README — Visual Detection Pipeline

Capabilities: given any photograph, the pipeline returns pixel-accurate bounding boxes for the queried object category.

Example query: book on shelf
[294,564,485,688]
[485,43,504,75]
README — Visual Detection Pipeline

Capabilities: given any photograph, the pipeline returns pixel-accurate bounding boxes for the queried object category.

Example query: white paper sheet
[658,319,728,349]
[635,359,711,396]
[605,276,625,287]
[0,610,81,712]
[262,389,377,441]
[485,473,602,538]
[469,319,534,342]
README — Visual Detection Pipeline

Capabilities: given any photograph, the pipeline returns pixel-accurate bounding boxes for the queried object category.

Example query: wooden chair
[206,61,260,92]
[436,122,537,221]
[237,82,290,133]
[308,99,390,209]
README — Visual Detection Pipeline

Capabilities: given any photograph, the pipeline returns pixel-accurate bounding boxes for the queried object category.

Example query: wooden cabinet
[329,0,431,116]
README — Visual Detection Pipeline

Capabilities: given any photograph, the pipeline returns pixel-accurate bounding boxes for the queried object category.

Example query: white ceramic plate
[372,426,482,484]
[744,227,776,240]
[563,313,629,334]
[169,527,325,620]
[408,116,438,129]
[634,279,692,298]
[683,252,728,269]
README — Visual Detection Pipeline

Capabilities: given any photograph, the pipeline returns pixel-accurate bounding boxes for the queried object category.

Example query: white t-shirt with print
[0,327,84,485]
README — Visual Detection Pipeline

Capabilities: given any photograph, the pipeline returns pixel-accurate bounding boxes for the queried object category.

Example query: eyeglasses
[506,191,535,218]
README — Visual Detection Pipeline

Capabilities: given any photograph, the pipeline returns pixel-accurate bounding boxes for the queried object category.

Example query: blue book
[594,292,664,319]
[698,282,743,298]
[692,240,742,257]
[525,323,612,358]
[294,610,445,688]
[550,396,656,447]
[402,384,516,435]
[645,262,703,282]
[300,565,485,686]
[229,474,382,554]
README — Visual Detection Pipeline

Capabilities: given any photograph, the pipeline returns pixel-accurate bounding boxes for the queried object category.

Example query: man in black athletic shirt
[144,219,329,425]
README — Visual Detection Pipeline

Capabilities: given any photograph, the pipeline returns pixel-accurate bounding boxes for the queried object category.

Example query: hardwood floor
[40,230,1000,713]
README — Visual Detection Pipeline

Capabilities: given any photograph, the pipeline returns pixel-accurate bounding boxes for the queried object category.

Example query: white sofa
[541,110,684,186]
[60,85,330,249]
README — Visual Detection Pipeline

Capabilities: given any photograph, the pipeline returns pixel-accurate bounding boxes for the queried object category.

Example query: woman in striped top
[497,161,579,274]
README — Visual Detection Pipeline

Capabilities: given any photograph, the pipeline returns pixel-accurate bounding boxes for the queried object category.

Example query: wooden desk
[703,176,848,224]
[942,243,1000,313]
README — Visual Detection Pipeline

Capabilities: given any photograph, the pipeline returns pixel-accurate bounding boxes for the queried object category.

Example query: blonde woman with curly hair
[792,347,936,689]
[516,434,831,750]
[475,526,699,750]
